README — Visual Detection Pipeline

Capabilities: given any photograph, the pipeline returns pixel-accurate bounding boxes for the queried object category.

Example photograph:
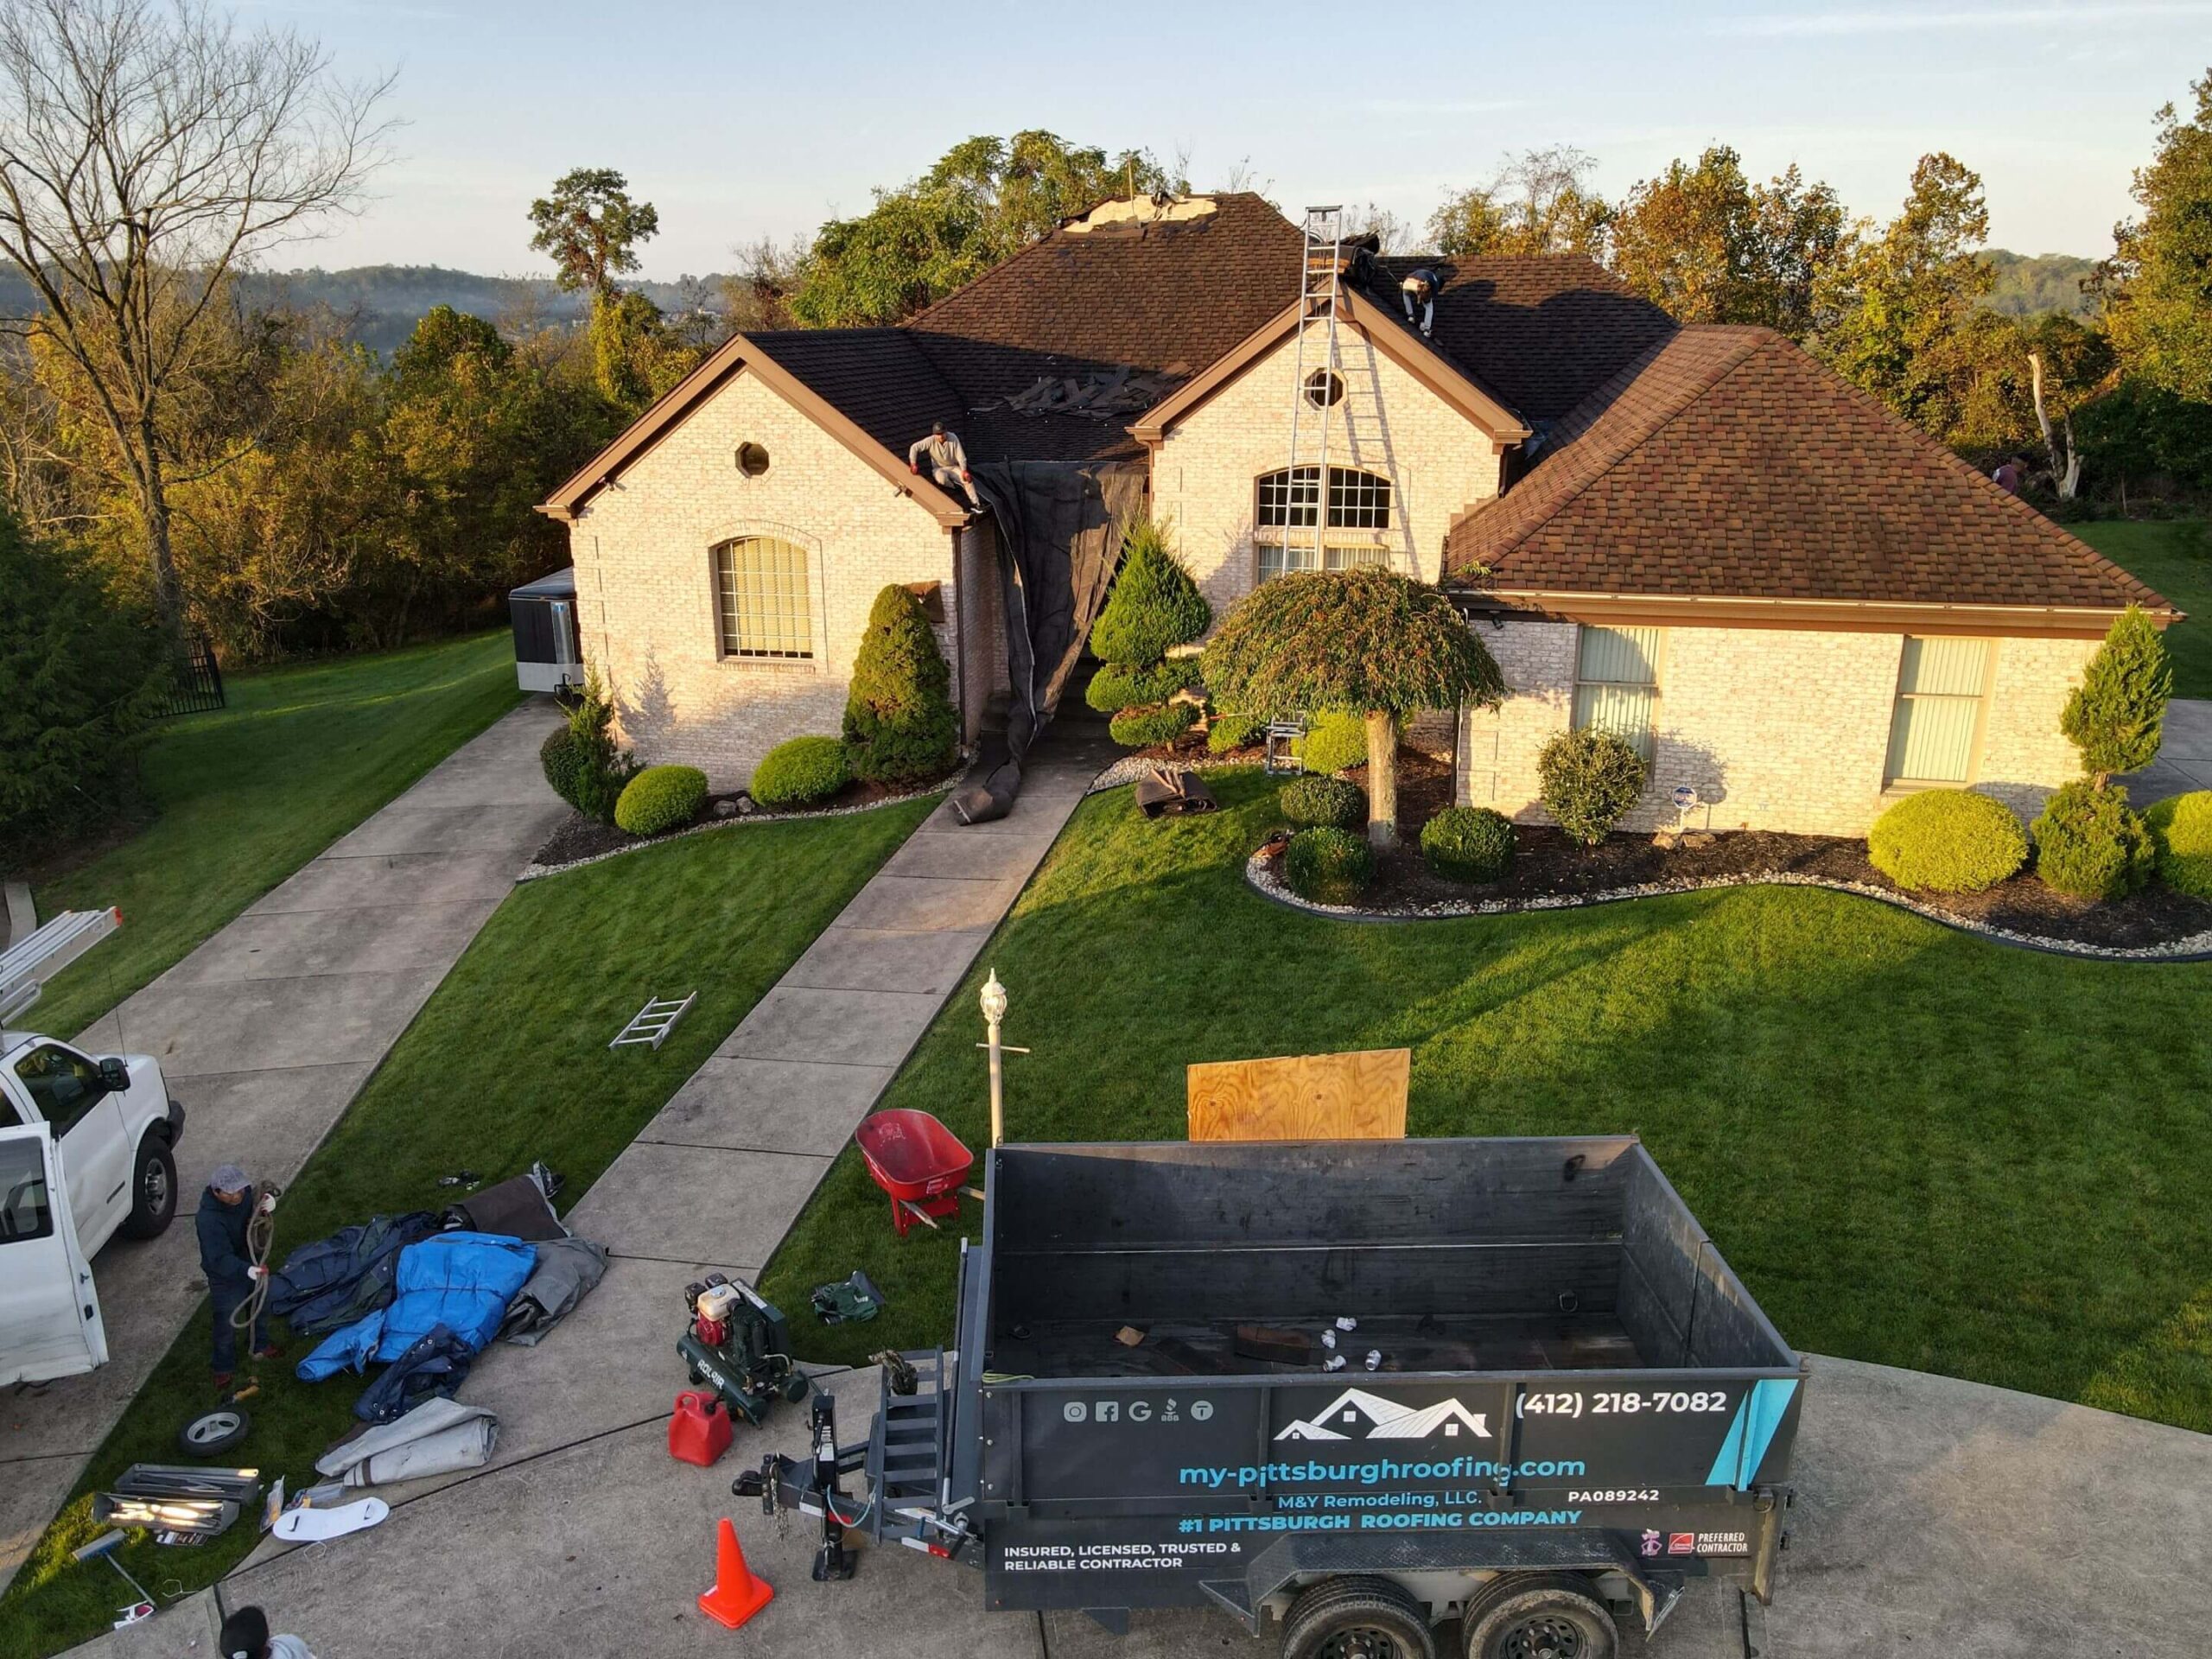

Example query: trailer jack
[732,1391,868,1582]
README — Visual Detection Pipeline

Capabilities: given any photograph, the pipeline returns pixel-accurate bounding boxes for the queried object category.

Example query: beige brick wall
[567,366,960,790]
[1459,620,2097,836]
[1150,328,1503,617]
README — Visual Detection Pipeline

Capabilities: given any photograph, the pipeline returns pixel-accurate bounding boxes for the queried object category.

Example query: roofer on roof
[1401,269,1440,338]
[909,421,982,511]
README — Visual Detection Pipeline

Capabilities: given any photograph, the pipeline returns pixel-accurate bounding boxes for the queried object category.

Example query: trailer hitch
[729,1391,867,1582]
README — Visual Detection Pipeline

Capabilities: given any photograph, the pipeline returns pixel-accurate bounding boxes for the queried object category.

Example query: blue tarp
[299,1232,536,1381]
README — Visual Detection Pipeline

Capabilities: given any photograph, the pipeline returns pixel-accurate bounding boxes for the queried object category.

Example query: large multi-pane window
[713,537,813,660]
[1572,626,1662,764]
[1255,466,1391,582]
[1885,637,1991,785]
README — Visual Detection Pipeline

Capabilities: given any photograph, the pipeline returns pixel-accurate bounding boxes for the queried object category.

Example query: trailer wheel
[1460,1573,1616,1659]
[1281,1575,1435,1659]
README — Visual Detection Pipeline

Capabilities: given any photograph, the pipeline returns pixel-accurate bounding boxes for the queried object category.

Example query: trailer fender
[1218,1530,1681,1634]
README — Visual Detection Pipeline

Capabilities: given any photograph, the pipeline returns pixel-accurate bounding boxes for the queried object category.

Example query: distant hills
[0,250,2103,353]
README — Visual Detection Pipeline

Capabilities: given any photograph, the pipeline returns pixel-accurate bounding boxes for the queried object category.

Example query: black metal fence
[153,635,226,718]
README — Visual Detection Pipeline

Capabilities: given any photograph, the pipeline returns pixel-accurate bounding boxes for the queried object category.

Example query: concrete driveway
[2,702,566,1596]
[107,1351,2209,1659]
[2120,696,2212,802]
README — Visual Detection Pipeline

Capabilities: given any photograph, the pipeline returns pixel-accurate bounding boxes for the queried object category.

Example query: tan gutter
[537,333,969,529]
[1455,588,2181,639]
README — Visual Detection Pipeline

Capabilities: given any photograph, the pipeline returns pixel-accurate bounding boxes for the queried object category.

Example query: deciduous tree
[1203,568,1503,849]
[2098,69,2212,403]
[527,168,660,299]
[1428,146,1611,260]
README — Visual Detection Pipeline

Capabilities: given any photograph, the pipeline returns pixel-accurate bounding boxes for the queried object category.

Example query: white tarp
[315,1397,497,1488]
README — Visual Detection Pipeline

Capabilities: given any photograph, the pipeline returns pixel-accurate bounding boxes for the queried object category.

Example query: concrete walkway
[2120,695,2212,803]
[2,702,566,1597]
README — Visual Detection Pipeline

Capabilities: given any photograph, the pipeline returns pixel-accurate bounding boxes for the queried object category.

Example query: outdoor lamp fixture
[980,970,1010,1149]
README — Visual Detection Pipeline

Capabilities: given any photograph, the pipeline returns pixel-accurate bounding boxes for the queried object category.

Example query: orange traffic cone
[697,1516,773,1630]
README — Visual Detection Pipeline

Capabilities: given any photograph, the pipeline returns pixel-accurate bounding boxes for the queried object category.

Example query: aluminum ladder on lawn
[0,907,121,1024]
[1284,205,1346,570]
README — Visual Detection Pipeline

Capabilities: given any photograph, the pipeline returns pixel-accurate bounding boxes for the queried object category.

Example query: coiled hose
[227,1186,282,1335]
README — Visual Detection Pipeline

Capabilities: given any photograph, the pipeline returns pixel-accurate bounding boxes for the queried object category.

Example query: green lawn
[22,632,524,1039]
[0,798,935,1659]
[2078,518,2211,697]
[764,770,2212,1443]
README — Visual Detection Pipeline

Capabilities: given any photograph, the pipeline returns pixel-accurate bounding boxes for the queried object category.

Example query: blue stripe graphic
[1705,1379,1798,1488]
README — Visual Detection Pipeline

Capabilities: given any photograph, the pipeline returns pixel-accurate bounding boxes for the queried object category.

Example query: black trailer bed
[989,1313,1646,1379]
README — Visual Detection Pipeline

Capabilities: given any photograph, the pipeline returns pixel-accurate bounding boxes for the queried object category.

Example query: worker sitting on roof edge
[909,421,982,511]
[1401,268,1439,337]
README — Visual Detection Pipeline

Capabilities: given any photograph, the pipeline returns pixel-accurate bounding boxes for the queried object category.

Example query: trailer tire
[1460,1573,1616,1659]
[1281,1575,1435,1659]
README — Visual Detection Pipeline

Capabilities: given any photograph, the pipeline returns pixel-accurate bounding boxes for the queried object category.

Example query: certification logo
[1667,1532,1696,1556]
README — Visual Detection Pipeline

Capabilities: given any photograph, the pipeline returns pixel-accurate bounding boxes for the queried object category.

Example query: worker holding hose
[198,1165,282,1391]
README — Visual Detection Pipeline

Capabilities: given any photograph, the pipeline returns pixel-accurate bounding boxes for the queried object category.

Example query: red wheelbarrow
[855,1109,975,1236]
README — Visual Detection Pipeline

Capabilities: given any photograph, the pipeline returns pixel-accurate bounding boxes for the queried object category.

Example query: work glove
[246,1265,268,1282]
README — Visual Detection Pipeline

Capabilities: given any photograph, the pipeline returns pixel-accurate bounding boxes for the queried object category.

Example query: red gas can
[668,1390,734,1467]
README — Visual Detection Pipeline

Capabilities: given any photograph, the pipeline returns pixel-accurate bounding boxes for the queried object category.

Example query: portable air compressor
[676,1274,808,1427]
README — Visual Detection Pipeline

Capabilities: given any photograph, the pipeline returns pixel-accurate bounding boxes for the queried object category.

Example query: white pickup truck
[1,910,186,1386]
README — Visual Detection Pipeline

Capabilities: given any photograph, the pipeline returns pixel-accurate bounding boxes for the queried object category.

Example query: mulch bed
[528,777,925,870]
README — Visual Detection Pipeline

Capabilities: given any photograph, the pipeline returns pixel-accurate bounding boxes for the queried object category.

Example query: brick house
[540,193,2175,834]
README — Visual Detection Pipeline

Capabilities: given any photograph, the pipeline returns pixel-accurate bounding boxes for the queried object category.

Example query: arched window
[713,536,813,659]
[1255,466,1393,582]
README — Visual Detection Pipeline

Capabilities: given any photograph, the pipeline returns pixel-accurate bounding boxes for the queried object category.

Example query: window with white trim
[1885,637,1991,785]
[1572,626,1662,764]
[1255,467,1392,582]
[713,537,812,660]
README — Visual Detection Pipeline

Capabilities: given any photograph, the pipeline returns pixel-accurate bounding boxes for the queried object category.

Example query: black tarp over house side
[952,461,1147,823]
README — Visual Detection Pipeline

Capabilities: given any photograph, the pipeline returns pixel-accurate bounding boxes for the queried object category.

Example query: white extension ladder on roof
[1284,205,1346,569]
[0,907,121,1024]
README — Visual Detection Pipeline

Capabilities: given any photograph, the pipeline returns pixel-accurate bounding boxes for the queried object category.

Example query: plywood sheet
[1185,1048,1409,1142]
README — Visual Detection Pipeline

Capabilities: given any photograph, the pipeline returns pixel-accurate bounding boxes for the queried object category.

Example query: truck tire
[1460,1573,1616,1659]
[118,1135,177,1240]
[1281,1575,1435,1659]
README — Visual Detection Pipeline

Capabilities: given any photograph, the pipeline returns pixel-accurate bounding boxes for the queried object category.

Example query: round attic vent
[735,442,771,477]
[1302,369,1344,409]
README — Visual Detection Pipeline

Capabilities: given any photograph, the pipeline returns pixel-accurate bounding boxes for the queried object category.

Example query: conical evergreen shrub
[2061,604,2172,785]
[843,585,959,784]
[1090,520,1210,667]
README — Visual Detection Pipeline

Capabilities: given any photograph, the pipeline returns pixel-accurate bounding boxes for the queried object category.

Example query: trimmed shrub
[844,585,960,784]
[1421,806,1516,882]
[1109,701,1199,748]
[539,724,586,810]
[1866,789,2031,892]
[1536,728,1647,846]
[1281,775,1366,830]
[1297,709,1370,776]
[564,669,638,823]
[2060,604,2171,785]
[1085,658,1200,715]
[1090,519,1211,665]
[1283,826,1375,905]
[2145,790,2212,901]
[2032,780,2154,900]
[1206,711,1264,753]
[751,735,851,810]
[613,765,709,836]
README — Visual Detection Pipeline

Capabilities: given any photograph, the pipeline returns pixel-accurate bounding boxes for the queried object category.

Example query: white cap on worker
[208,1164,251,1194]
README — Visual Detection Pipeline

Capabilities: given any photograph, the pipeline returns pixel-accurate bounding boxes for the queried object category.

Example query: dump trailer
[744,1136,1805,1659]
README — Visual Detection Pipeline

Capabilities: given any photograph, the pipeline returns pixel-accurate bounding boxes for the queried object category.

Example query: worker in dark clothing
[1400,267,1440,337]
[908,421,982,511]
[198,1164,280,1389]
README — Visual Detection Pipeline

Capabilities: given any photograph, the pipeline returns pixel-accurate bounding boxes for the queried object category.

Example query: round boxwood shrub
[1421,806,1516,882]
[843,586,959,784]
[1866,788,2029,892]
[1280,774,1366,830]
[1297,709,1370,776]
[1283,826,1375,906]
[1206,711,1263,753]
[1536,728,1648,846]
[2031,780,2154,900]
[539,724,586,810]
[750,735,852,810]
[613,764,709,836]
[1085,658,1199,715]
[1108,701,1199,748]
[2145,790,2212,901]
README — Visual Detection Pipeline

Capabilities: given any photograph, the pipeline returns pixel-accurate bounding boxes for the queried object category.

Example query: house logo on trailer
[1275,1389,1492,1443]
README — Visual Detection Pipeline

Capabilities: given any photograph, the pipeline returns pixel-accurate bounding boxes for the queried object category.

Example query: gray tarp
[316,1397,497,1488]
[953,461,1147,823]
[499,1236,608,1346]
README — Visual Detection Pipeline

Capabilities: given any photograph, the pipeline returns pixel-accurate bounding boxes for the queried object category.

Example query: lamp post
[981,969,1008,1149]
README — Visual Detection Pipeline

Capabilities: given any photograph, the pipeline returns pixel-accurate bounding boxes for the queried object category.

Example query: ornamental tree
[2061,603,2172,786]
[844,584,959,783]
[1203,568,1505,849]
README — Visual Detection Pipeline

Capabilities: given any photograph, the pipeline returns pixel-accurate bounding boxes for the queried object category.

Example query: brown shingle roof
[742,327,963,455]
[1444,326,2175,620]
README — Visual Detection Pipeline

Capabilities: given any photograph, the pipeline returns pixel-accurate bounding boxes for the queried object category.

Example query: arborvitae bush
[843,586,959,784]
[2060,605,2172,785]
[1090,519,1210,667]
[2032,780,2154,899]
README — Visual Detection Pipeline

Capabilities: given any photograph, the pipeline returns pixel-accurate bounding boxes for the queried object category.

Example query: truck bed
[989,1312,1647,1379]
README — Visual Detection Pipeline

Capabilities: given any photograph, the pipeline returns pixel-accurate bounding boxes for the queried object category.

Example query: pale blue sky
[263,0,2209,276]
